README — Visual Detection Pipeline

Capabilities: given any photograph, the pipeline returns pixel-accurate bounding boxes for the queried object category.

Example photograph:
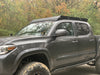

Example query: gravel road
[53,64,99,75]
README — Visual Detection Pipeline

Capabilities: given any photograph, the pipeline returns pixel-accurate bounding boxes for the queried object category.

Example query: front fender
[13,48,52,74]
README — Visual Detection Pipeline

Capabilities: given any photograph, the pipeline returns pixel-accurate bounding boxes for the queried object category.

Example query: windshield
[17,21,54,36]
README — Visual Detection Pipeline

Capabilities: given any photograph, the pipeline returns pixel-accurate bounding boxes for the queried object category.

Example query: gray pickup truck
[0,16,100,75]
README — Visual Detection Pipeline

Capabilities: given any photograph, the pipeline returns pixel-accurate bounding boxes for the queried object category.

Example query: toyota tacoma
[0,16,100,75]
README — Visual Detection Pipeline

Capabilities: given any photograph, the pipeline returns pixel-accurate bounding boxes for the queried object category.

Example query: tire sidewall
[17,62,51,75]
[96,57,100,73]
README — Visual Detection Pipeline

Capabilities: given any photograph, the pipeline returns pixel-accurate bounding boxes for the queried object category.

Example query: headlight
[0,45,16,55]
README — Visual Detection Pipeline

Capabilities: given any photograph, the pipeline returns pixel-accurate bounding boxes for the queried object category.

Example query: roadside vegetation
[0,0,100,36]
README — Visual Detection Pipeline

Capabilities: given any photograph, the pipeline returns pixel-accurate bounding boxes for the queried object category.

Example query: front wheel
[16,62,51,75]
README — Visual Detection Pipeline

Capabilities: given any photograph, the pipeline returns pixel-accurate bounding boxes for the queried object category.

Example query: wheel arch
[13,48,52,74]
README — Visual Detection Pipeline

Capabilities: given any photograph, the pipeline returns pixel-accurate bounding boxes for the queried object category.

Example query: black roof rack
[31,15,88,23]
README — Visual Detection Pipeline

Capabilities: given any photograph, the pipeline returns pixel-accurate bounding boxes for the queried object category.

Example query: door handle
[72,40,78,43]
[89,39,94,42]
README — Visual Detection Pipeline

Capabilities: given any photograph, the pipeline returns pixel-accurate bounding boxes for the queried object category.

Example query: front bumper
[0,55,13,75]
[0,52,17,75]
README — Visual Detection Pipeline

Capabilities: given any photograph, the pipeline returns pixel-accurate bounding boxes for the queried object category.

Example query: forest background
[0,0,100,36]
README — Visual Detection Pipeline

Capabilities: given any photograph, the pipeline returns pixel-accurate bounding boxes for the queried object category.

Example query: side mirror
[55,29,69,36]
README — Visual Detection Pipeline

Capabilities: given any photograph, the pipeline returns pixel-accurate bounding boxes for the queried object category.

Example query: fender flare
[13,48,52,74]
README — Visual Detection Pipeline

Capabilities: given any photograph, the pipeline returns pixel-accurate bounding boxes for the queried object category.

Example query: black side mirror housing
[55,29,69,37]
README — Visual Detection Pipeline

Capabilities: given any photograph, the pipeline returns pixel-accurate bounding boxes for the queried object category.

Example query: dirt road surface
[53,64,99,75]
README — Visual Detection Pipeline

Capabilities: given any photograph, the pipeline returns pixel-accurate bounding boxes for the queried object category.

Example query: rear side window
[75,23,90,35]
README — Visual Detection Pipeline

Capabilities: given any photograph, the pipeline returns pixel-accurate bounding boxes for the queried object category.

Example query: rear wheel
[96,57,100,73]
[16,62,51,75]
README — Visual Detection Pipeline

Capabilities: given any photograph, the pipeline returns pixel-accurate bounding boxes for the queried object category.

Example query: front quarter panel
[0,36,53,75]
[14,48,51,70]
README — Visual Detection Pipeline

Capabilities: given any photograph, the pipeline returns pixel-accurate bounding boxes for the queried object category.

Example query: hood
[0,35,49,46]
[0,36,16,45]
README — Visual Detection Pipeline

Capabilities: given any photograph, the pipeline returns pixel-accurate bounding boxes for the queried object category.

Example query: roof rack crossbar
[58,16,88,22]
[31,15,88,23]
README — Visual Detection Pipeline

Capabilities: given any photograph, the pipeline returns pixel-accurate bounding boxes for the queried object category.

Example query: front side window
[56,22,74,36]
[75,23,90,35]
[17,21,54,36]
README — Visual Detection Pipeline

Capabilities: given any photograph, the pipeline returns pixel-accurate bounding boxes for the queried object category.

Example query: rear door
[74,22,96,61]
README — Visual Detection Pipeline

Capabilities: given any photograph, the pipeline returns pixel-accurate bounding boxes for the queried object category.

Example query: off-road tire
[16,62,51,75]
[96,58,100,73]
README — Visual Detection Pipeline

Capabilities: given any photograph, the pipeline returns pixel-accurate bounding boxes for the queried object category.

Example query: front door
[47,22,79,68]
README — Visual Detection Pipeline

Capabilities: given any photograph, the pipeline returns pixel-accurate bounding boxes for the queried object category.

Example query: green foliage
[0,29,15,36]
[0,0,100,36]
